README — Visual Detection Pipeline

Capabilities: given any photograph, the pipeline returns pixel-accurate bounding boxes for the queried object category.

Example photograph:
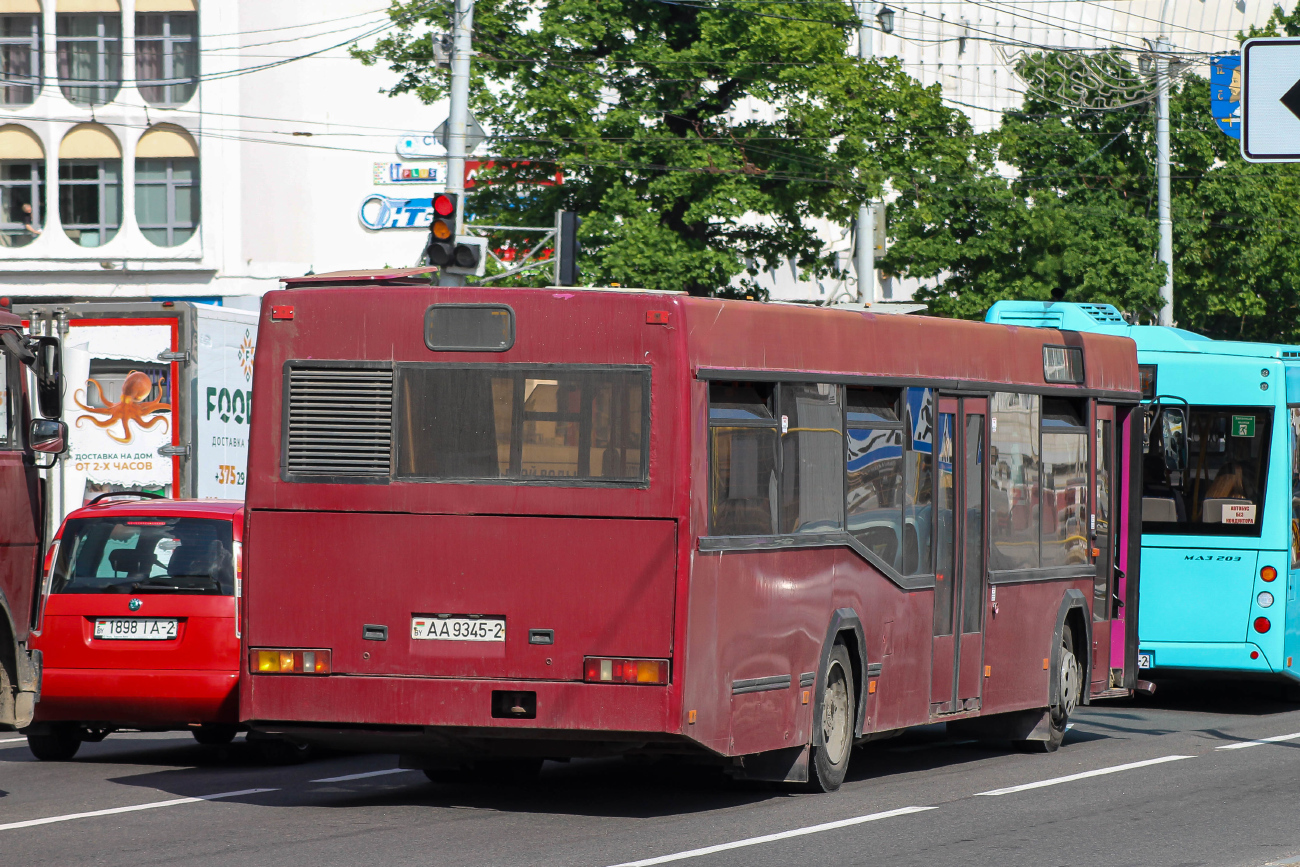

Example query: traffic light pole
[1155,34,1174,326]
[855,1,875,305]
[441,0,475,287]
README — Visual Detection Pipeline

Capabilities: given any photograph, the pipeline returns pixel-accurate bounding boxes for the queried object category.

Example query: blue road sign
[1211,55,1242,140]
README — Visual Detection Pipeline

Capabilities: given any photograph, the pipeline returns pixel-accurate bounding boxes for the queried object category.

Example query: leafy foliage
[886,25,1300,343]
[355,0,974,296]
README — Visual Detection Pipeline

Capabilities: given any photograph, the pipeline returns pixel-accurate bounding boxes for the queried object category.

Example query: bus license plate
[1138,653,1152,669]
[411,616,505,642]
[94,618,179,641]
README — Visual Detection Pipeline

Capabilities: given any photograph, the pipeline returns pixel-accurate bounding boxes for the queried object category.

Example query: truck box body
[19,302,258,521]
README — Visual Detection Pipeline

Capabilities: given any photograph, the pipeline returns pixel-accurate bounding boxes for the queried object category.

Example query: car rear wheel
[27,723,82,761]
[807,643,855,792]
[192,724,239,746]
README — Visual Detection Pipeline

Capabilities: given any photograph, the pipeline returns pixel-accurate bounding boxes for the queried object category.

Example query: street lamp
[876,5,895,34]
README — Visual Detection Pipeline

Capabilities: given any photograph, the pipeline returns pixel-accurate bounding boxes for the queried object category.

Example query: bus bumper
[34,668,240,725]
[244,674,682,754]
[1139,641,1297,680]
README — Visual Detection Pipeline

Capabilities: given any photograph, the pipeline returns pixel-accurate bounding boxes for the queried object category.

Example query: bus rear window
[51,516,235,596]
[1143,405,1271,535]
[397,365,648,484]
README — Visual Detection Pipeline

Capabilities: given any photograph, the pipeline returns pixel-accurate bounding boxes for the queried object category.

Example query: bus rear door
[932,397,988,715]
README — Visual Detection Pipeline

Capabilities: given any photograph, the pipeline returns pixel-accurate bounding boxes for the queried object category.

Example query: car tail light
[583,657,668,685]
[1262,566,1278,582]
[251,648,331,675]
[1254,617,1271,634]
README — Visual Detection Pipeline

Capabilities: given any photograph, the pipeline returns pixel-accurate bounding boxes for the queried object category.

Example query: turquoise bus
[987,301,1300,684]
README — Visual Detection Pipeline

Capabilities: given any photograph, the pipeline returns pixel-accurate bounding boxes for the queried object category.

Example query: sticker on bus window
[1223,503,1257,524]
[1232,415,1256,437]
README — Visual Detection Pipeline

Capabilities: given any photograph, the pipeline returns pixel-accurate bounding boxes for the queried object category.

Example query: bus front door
[932,397,988,715]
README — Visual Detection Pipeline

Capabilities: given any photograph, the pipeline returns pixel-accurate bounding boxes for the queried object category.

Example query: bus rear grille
[286,367,393,477]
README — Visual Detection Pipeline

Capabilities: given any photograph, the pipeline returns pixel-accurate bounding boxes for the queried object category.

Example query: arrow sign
[1241,37,1300,162]
[1282,77,1300,122]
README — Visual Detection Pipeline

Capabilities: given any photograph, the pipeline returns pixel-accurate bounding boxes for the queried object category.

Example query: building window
[57,12,121,107]
[136,12,197,106]
[0,124,44,248]
[0,12,41,107]
[136,124,199,246]
[59,124,121,247]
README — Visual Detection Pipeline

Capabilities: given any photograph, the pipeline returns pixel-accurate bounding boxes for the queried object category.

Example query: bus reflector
[1254,617,1271,634]
[646,311,670,325]
[271,305,294,321]
[1261,566,1278,582]
[583,657,668,685]
[252,648,332,675]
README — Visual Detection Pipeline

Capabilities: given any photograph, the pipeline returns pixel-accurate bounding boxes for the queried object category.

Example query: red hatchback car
[25,494,243,760]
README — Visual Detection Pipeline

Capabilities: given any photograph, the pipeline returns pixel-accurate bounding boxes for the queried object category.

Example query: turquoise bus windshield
[1143,405,1272,537]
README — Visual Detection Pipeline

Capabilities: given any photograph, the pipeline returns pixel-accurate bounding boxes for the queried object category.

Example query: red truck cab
[26,494,243,760]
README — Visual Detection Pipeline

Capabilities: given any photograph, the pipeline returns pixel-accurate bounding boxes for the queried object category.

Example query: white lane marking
[311,768,415,783]
[0,737,27,743]
[1217,732,1300,751]
[975,755,1194,797]
[0,788,276,832]
[604,805,935,867]
[1066,723,1075,731]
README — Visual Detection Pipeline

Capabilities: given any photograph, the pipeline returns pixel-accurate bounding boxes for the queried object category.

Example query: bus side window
[778,382,843,535]
[708,383,778,536]
[846,388,903,569]
[0,348,10,449]
[1291,408,1300,567]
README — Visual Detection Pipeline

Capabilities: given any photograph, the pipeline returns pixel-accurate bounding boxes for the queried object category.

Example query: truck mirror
[29,418,67,455]
[1161,407,1187,472]
[31,336,63,420]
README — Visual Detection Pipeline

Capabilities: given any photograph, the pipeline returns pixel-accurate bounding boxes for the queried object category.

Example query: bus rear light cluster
[583,657,668,685]
[252,648,332,675]
[1254,617,1272,634]
[1261,566,1278,582]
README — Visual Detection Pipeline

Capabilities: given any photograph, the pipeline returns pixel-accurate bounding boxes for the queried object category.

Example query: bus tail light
[251,648,332,675]
[1254,617,1272,634]
[1261,566,1278,582]
[583,657,668,685]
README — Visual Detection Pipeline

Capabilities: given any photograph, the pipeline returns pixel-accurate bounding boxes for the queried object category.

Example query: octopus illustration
[74,371,171,444]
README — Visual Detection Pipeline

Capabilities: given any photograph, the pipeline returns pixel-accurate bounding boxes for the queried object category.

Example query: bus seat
[1142,497,1178,522]
[1201,498,1252,524]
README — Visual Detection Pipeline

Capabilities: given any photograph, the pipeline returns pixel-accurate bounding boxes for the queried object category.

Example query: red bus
[241,272,1143,790]
[0,304,67,730]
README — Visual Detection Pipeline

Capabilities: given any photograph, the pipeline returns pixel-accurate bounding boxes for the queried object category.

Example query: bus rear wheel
[27,723,82,761]
[1020,623,1081,753]
[807,643,855,792]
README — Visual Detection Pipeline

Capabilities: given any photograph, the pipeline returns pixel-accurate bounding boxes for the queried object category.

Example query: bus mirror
[1161,407,1187,472]
[29,419,67,455]
[30,337,63,420]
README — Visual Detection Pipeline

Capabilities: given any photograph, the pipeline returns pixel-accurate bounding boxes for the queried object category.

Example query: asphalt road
[5,680,1300,867]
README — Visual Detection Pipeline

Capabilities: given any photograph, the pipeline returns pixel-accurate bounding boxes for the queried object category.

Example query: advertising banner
[194,316,255,499]
[63,324,174,505]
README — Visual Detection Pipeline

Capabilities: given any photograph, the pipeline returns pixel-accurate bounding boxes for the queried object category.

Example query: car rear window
[51,516,235,596]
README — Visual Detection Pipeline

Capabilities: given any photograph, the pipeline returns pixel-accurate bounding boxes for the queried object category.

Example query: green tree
[889,4,1300,342]
[355,0,976,296]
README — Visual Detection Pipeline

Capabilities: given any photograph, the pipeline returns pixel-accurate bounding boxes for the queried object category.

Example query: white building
[0,0,443,309]
[0,0,1283,307]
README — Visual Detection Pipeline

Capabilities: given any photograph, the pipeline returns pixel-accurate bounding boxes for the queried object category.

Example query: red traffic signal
[433,193,457,217]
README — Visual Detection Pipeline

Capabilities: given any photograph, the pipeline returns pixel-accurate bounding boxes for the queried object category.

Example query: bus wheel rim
[822,661,851,765]
[1059,641,1081,718]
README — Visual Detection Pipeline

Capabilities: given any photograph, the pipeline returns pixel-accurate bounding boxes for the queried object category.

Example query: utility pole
[442,0,475,287]
[1155,29,1174,325]
[855,1,875,305]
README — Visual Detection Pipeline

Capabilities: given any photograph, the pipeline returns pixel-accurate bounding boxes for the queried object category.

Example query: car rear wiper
[130,581,211,594]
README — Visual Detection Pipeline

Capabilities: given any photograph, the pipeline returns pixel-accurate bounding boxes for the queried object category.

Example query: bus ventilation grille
[1077,303,1126,323]
[286,367,393,478]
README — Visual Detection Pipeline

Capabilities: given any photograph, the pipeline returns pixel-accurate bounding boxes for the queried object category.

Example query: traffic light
[424,193,458,267]
[424,192,486,276]
[556,211,581,286]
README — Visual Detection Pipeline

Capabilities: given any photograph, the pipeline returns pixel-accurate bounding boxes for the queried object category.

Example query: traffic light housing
[446,235,486,276]
[425,193,458,267]
[556,211,581,286]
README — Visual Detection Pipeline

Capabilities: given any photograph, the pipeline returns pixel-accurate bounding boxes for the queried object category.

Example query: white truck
[18,302,257,523]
